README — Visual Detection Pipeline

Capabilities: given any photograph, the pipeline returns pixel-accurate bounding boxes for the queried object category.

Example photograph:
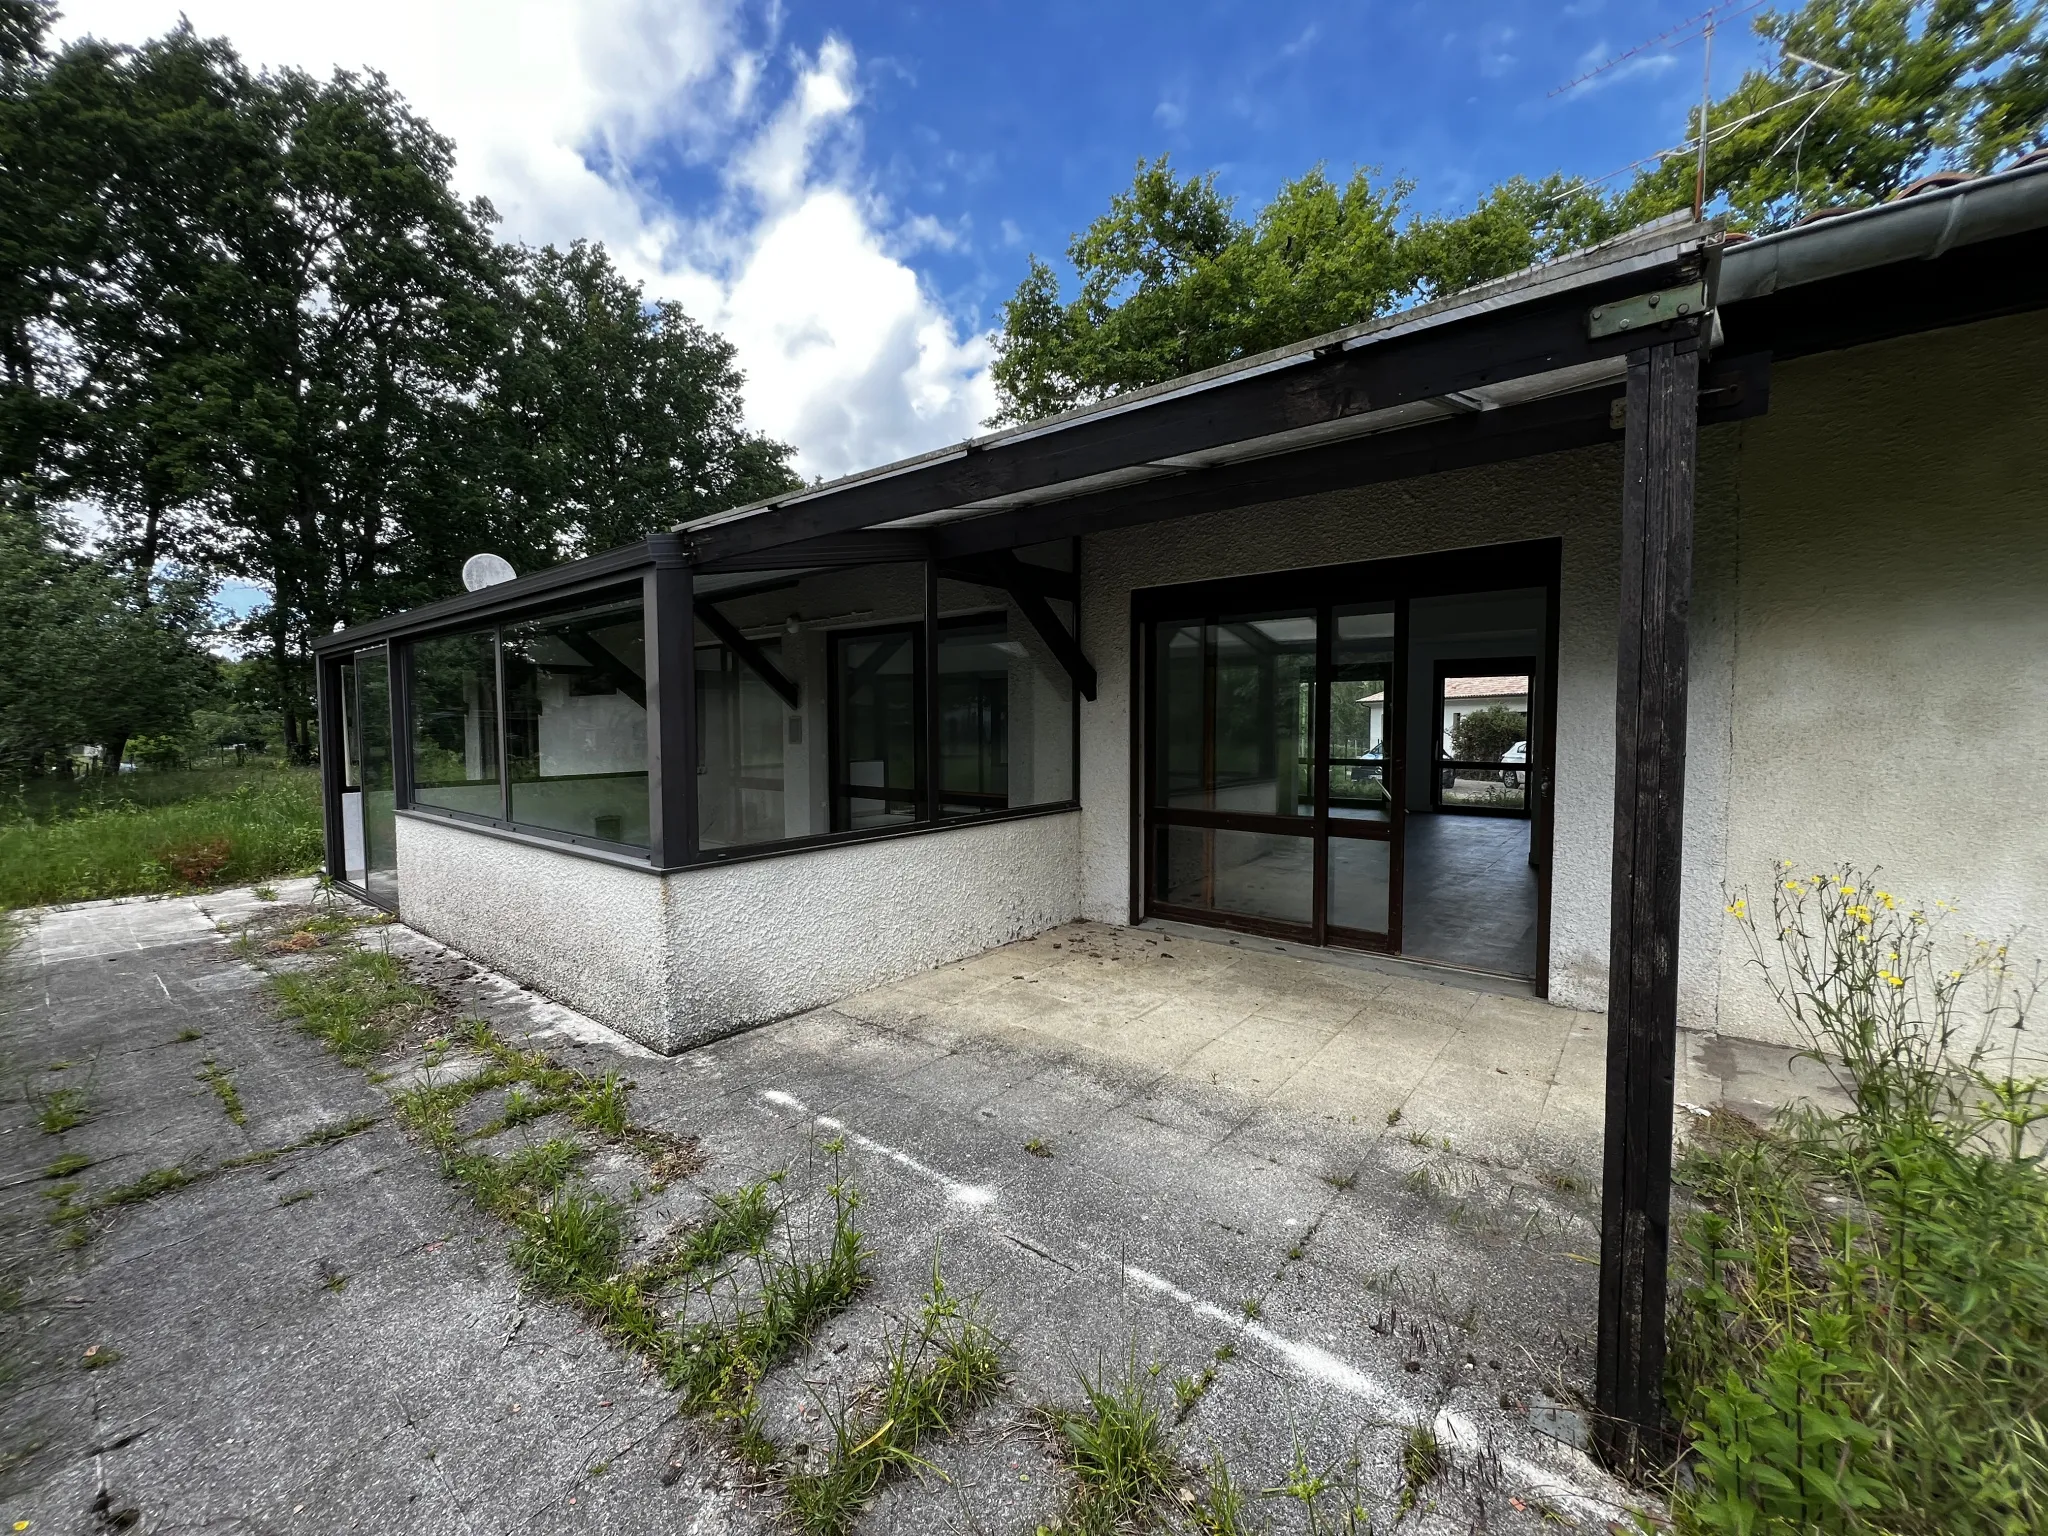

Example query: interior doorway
[1137,547,1556,987]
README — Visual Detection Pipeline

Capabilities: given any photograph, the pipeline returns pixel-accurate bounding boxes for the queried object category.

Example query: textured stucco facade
[1075,308,2048,1050]
[395,809,1081,1052]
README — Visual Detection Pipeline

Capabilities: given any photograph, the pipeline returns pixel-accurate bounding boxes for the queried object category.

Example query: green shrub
[1670,867,2047,1534]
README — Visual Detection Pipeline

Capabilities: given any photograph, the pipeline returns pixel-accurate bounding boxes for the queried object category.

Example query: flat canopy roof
[321,158,2048,654]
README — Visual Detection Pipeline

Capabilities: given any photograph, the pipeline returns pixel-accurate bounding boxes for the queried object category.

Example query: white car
[1500,740,1527,788]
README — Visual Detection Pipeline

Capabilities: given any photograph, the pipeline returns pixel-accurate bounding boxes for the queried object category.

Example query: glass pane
[696,629,798,851]
[354,647,398,906]
[1156,825,1313,926]
[337,660,366,885]
[833,626,921,831]
[1439,670,1530,812]
[503,596,649,848]
[1330,605,1394,822]
[1328,836,1390,934]
[1215,614,1317,817]
[1154,623,1206,808]
[409,628,500,818]
[937,576,1075,817]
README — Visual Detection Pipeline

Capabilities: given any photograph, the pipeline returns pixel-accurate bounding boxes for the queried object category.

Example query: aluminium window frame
[317,536,1084,885]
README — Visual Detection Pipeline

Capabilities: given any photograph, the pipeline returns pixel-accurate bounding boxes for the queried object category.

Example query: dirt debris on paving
[2,881,1660,1534]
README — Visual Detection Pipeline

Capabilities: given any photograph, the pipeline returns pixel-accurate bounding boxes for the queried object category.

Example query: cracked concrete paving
[2,885,1819,1535]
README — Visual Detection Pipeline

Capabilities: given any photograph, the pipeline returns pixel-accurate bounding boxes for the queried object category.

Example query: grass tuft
[270,943,429,1065]
[33,1084,89,1135]
[1046,1345,1178,1529]
[784,1245,1005,1533]
[511,1184,628,1295]
[197,1058,247,1126]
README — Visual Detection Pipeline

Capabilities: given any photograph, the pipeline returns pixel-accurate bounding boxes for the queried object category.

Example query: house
[316,158,2048,1447]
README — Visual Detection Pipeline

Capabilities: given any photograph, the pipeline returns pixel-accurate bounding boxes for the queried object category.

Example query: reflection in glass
[352,647,398,905]
[937,578,1075,817]
[1327,836,1390,934]
[503,597,650,848]
[1330,605,1393,822]
[1157,824,1314,925]
[409,628,500,818]
[696,633,797,850]
[1153,614,1317,816]
[833,626,921,830]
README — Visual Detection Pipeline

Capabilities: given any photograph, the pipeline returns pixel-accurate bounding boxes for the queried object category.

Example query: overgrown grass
[270,943,430,1064]
[1044,1346,1179,1530]
[784,1248,1005,1534]
[1668,866,2048,1534]
[0,764,321,908]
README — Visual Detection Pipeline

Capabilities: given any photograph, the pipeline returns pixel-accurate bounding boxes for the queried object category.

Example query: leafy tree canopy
[989,0,2047,425]
[1,5,799,765]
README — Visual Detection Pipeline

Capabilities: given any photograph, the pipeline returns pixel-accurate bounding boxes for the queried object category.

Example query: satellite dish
[462,553,517,592]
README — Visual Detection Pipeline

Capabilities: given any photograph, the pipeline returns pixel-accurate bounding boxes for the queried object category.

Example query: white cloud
[56,1,995,482]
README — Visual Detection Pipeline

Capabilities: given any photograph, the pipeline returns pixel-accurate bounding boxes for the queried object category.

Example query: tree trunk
[105,734,128,775]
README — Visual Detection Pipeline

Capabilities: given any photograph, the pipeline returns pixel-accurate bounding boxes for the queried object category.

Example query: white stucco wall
[395,808,1082,1052]
[1695,310,2048,1049]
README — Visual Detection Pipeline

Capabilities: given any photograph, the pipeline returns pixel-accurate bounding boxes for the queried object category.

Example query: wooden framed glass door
[1144,600,1403,952]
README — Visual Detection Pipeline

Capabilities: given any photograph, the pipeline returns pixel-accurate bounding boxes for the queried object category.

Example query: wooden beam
[683,261,1703,565]
[696,599,801,711]
[1595,338,1699,1466]
[931,356,1763,564]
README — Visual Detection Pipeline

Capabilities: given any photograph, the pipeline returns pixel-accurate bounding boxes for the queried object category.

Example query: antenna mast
[1694,13,1716,218]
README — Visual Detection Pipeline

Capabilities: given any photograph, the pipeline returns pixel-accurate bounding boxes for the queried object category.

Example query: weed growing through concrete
[197,1058,246,1126]
[1397,1423,1444,1514]
[99,1167,194,1207]
[270,941,430,1064]
[33,1085,88,1135]
[1321,1169,1357,1192]
[1025,1138,1053,1158]
[172,1028,203,1043]
[277,1188,317,1207]
[43,1153,91,1179]
[1044,1346,1178,1529]
[783,1246,1005,1534]
[1187,1452,1256,1535]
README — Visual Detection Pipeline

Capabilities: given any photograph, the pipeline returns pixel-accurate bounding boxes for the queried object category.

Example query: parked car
[1501,740,1527,789]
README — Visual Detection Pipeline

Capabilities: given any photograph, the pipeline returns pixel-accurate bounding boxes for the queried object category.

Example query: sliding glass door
[1146,602,1401,950]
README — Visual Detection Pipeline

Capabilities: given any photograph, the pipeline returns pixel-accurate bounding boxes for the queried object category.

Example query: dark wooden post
[645,541,696,869]
[1595,337,1699,1464]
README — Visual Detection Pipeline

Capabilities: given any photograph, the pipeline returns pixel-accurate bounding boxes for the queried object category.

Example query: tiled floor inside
[1400,814,1540,978]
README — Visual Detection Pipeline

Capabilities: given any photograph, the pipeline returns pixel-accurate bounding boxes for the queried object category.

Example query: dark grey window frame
[315,535,1084,884]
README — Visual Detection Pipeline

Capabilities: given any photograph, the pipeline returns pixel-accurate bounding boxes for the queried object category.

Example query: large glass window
[832,624,923,831]
[502,597,649,848]
[409,627,501,818]
[696,628,800,850]
[936,570,1075,817]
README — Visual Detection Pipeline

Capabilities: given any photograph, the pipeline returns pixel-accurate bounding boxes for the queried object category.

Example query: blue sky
[739,0,1768,322]
[69,0,1776,629]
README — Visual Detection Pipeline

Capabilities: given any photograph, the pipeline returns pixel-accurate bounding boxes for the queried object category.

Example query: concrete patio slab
[3,894,1823,1535]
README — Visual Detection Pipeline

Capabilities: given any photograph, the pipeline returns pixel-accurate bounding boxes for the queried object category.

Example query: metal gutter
[1719,158,2048,303]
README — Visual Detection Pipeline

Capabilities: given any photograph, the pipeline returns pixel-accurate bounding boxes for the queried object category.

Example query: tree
[0,502,217,773]
[1450,705,1527,766]
[482,241,799,559]
[988,0,2048,425]
[2,17,797,768]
